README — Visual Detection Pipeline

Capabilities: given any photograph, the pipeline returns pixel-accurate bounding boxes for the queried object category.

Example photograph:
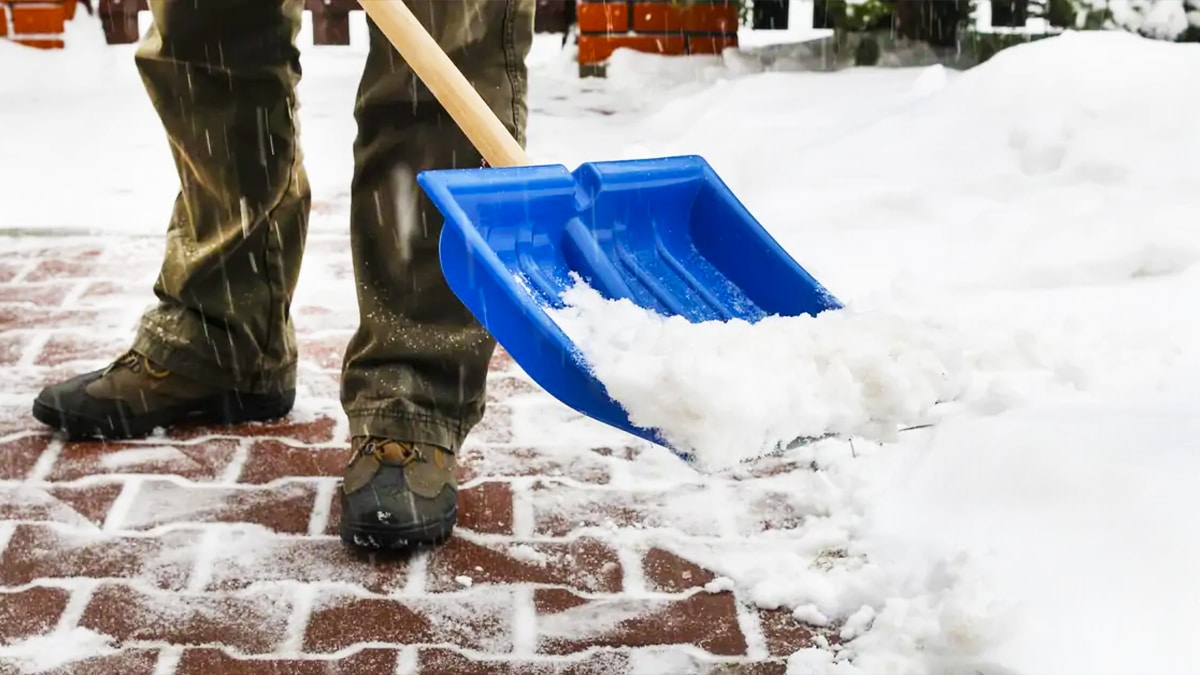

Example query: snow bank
[552,30,1200,469]
[914,29,1200,186]
[583,31,1200,298]
[862,373,1200,674]
[546,29,1200,673]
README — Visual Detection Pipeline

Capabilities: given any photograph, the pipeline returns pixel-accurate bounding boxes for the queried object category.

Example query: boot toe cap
[34,369,107,412]
[339,465,458,549]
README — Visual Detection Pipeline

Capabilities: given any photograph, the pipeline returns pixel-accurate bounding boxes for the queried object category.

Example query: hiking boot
[31,349,295,441]
[340,436,458,550]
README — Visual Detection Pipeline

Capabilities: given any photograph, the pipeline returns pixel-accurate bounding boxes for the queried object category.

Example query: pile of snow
[553,29,1200,471]
[551,280,1088,472]
[589,32,1200,301]
[547,30,1200,674]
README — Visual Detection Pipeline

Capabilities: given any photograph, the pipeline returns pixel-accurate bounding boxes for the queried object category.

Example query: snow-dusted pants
[128,0,533,452]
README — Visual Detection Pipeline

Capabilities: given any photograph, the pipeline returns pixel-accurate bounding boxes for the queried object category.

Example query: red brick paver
[0,234,828,673]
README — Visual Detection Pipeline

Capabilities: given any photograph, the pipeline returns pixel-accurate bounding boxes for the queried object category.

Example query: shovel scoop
[358,0,843,457]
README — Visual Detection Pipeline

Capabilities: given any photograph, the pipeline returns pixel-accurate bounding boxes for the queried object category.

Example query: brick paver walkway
[0,233,827,674]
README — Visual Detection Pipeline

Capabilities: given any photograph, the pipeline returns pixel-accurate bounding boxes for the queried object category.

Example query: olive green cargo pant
[128,0,533,452]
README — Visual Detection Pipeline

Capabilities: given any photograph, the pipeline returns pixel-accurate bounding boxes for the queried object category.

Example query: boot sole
[339,509,457,551]
[32,390,296,441]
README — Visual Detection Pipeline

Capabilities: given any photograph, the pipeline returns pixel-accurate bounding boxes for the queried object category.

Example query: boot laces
[361,438,420,466]
[106,349,170,379]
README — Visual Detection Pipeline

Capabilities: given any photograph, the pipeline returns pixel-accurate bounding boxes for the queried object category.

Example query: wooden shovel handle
[355,0,531,168]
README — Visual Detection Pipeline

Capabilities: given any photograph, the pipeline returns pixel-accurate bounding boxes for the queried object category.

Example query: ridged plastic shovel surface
[417,155,843,456]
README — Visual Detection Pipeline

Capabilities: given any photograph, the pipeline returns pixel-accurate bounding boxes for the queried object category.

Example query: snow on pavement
[3,9,1200,674]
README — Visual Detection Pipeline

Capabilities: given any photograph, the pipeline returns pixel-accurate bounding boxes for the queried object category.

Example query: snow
[5,7,1200,675]
[1108,0,1200,39]
[552,28,1200,471]
[550,283,1066,471]
[540,27,1200,675]
[507,543,552,566]
[95,446,191,471]
[0,627,118,673]
[1137,0,1192,38]
[865,378,1200,674]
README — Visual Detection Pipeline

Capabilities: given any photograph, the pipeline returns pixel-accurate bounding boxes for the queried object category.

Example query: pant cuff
[345,407,471,453]
[133,324,296,395]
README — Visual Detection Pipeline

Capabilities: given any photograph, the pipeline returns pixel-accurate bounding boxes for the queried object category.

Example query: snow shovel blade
[417,154,842,460]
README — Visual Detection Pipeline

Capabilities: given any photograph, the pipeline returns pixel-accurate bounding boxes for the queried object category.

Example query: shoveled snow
[551,281,1086,472]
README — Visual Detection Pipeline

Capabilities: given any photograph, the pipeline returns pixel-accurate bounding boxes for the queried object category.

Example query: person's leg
[338,0,535,550]
[32,0,309,441]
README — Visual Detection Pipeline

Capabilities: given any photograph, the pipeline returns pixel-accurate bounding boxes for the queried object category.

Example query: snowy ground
[4,8,1200,675]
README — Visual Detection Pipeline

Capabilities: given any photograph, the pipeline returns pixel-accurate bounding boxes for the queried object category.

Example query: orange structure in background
[575,0,739,73]
[1,0,79,49]
[1,0,741,75]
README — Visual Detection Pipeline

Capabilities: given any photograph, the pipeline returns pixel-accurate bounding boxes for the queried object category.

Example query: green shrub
[823,0,897,31]
[822,0,976,45]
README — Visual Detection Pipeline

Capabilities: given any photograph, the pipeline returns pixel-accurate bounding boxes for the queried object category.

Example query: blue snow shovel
[360,0,843,459]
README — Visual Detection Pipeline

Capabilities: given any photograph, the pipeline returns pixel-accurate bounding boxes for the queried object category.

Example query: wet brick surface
[0,235,829,673]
